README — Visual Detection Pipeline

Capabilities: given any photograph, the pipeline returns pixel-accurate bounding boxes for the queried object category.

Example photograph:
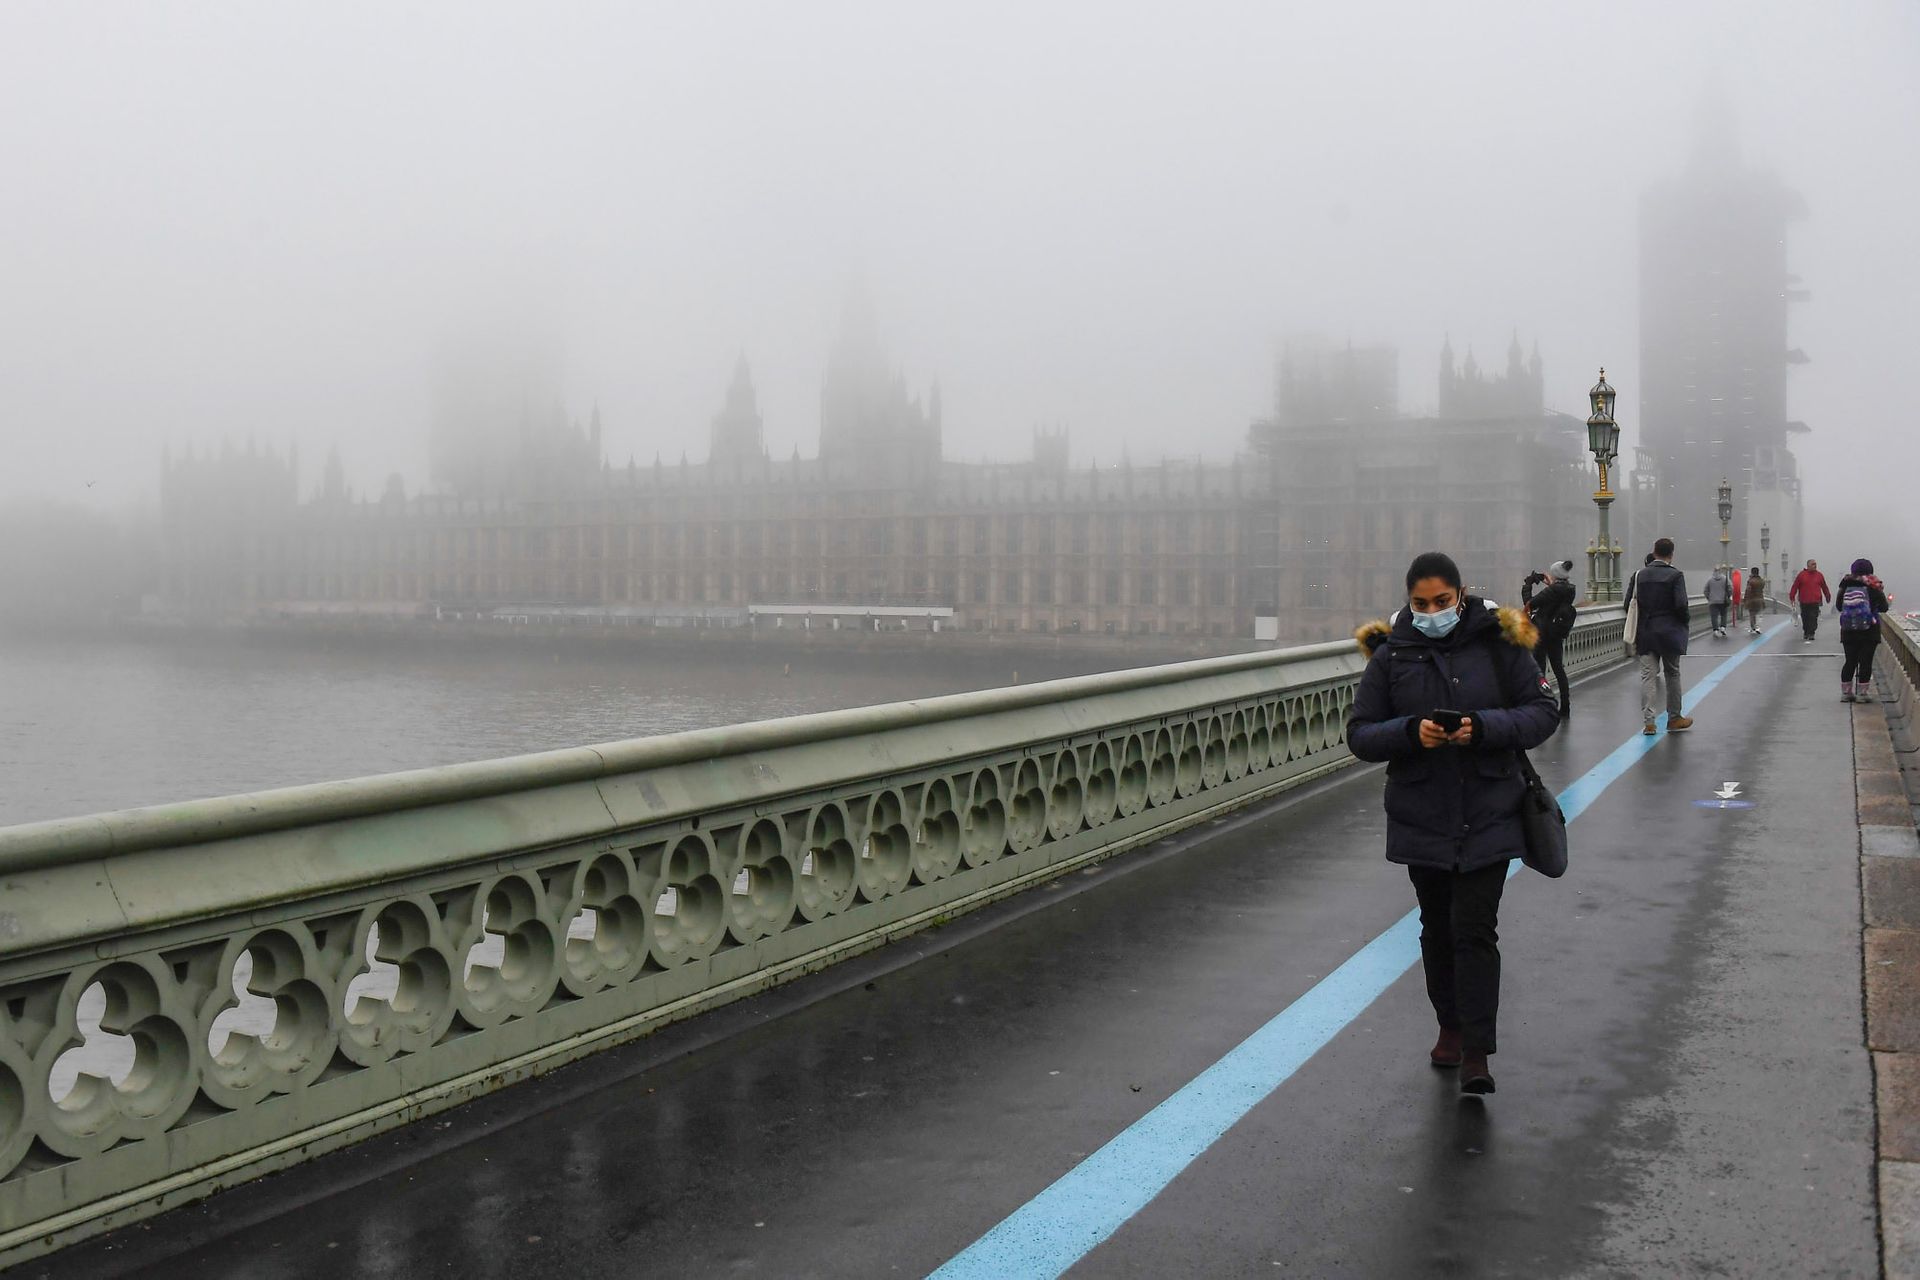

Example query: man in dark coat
[1348,571,1558,1093]
[1632,537,1693,735]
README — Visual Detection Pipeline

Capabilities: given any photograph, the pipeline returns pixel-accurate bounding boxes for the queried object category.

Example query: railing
[0,598,1685,1263]
[1882,616,1920,724]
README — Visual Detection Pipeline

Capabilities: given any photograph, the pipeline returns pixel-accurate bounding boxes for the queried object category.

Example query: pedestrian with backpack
[1791,559,1832,643]
[1743,565,1768,635]
[1522,559,1578,720]
[1836,558,1892,702]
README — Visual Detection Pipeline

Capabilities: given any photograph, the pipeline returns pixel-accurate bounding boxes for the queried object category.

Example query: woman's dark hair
[1751,565,1762,577]
[1405,551,1463,593]
[1644,553,1656,565]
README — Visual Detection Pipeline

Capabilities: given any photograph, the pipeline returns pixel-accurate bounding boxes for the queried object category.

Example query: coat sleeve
[1673,570,1690,623]
[1346,650,1422,762]
[1470,641,1559,752]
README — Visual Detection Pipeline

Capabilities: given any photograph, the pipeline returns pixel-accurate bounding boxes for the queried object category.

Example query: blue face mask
[1411,604,1462,639]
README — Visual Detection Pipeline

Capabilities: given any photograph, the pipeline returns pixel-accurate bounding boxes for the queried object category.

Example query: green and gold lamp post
[1584,369,1623,601]
[1760,523,1771,616]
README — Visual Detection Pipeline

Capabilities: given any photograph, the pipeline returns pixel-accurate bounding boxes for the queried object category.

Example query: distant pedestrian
[1742,565,1768,635]
[1350,551,1559,1096]
[1632,537,1694,735]
[1791,559,1831,643]
[1731,566,1744,630]
[1522,559,1578,720]
[1704,568,1732,639]
[1836,558,1892,702]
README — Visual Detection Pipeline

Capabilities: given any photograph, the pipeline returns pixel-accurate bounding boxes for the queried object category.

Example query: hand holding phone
[1419,708,1472,748]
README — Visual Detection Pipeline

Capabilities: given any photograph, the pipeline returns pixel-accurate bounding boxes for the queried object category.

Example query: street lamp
[1716,477,1733,573]
[1584,369,1623,602]
[1760,523,1771,619]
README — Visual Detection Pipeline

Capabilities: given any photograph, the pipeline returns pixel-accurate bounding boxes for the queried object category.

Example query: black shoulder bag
[1490,641,1568,878]
[1515,751,1567,878]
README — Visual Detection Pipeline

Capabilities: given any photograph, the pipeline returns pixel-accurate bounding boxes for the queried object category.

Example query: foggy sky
[3,1,1916,567]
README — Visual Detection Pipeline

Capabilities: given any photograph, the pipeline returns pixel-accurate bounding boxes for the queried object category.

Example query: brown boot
[1460,1053,1496,1095]
[1430,1027,1463,1068]
[1667,715,1695,732]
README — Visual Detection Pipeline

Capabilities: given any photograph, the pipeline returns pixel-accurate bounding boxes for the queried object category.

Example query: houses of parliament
[159,299,1597,647]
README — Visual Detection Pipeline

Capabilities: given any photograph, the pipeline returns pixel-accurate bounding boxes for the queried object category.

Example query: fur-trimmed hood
[1354,618,1394,656]
[1355,598,1537,656]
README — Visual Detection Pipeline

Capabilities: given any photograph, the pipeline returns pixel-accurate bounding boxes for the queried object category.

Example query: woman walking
[1836,558,1892,702]
[1348,552,1559,1095]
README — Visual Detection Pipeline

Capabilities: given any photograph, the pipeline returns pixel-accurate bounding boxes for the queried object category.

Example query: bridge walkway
[39,623,1878,1278]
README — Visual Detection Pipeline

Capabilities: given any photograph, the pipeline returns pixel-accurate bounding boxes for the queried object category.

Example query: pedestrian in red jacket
[1790,560,1832,643]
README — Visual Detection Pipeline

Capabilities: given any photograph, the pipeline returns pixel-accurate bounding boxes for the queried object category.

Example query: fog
[2,0,1916,566]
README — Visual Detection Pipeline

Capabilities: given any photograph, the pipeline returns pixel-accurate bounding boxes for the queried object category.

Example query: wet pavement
[33,626,1876,1278]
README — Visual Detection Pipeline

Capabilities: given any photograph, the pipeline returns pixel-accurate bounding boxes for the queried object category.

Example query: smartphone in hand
[1427,708,1466,734]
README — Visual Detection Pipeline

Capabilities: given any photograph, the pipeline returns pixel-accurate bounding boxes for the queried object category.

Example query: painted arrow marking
[1714,782,1743,800]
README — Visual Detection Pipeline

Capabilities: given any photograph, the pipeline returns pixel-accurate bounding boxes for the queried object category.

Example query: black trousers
[1408,860,1508,1055]
[1842,628,1881,685]
[1801,603,1821,639]
[1534,639,1568,711]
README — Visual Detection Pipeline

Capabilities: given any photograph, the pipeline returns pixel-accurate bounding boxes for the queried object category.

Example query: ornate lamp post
[1760,524,1771,617]
[1716,478,1733,574]
[1782,551,1789,582]
[1584,369,1623,601]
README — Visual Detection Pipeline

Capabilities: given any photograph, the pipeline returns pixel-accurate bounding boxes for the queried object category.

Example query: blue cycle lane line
[928,620,1792,1280]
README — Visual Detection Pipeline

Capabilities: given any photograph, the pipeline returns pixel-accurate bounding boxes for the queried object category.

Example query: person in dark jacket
[1742,565,1768,635]
[1349,551,1559,1096]
[1632,538,1693,735]
[1836,557,1892,702]
[1521,559,1578,720]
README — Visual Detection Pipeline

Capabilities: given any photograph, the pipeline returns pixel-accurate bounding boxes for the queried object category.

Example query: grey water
[0,634,1072,828]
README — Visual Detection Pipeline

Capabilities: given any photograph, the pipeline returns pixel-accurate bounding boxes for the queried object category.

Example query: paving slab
[1882,1053,1920,1163]
[1886,1161,1920,1279]
[1869,929,1920,1054]
[1867,826,1920,860]
[1868,859,1920,931]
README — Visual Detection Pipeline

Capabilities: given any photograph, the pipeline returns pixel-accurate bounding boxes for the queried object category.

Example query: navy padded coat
[1346,598,1560,873]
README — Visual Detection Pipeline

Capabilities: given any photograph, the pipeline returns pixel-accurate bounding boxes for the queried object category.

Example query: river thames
[0,633,1109,827]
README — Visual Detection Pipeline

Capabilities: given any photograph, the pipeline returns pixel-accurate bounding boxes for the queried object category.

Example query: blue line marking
[929,621,1791,1280]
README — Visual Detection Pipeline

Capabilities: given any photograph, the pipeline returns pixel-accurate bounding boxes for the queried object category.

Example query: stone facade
[160,316,1595,648]
[1250,336,1594,644]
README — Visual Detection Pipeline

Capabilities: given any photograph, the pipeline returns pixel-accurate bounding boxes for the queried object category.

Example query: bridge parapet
[0,599,1684,1264]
